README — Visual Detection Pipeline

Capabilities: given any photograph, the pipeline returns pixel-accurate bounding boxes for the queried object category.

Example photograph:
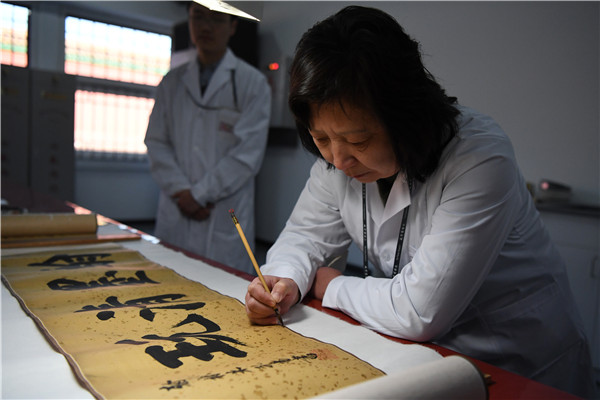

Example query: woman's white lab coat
[261,106,593,396]
[145,49,271,275]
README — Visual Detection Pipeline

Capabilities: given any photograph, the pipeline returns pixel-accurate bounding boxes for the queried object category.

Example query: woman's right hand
[245,276,300,325]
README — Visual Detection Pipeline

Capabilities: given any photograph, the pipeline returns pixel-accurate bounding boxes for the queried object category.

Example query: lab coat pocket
[217,108,241,156]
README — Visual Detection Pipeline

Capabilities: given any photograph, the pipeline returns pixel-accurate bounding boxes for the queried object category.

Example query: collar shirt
[199,60,220,95]
[260,106,592,396]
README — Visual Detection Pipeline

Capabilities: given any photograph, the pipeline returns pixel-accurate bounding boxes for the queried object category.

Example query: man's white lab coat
[262,106,593,396]
[145,49,271,275]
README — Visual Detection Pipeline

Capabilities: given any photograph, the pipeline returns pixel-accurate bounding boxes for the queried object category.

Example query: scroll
[1,213,98,237]
[316,355,488,399]
[1,244,384,399]
[1,213,139,248]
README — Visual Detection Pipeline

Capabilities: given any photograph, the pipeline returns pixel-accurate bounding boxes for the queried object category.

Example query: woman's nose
[331,142,355,171]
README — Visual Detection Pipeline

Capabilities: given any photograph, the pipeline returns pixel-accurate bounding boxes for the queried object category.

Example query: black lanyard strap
[362,179,412,278]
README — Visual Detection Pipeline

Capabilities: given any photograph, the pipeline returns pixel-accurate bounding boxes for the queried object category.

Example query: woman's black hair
[288,6,459,182]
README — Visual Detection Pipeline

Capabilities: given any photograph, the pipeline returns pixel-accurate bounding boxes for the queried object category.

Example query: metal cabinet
[1,65,75,202]
[539,209,600,383]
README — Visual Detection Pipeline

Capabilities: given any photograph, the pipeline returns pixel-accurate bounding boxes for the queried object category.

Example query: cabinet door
[1,65,30,187]
[540,211,600,371]
[559,246,599,363]
[30,70,75,202]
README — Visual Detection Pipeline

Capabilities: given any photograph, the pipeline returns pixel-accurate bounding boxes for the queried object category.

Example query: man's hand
[192,202,214,221]
[173,190,213,221]
[245,276,299,325]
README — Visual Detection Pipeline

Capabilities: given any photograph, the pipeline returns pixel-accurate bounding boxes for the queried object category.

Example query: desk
[172,245,580,400]
[0,183,579,399]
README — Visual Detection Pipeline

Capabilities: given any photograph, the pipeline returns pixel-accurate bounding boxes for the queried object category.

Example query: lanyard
[362,179,412,278]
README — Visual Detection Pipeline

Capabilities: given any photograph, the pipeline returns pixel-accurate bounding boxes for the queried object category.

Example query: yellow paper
[1,245,383,399]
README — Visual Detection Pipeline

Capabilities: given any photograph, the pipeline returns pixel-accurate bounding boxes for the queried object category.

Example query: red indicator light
[268,62,280,71]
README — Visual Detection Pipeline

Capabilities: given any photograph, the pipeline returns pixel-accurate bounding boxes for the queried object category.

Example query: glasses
[189,13,230,26]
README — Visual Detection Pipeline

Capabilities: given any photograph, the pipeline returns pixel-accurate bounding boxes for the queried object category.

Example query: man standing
[145,2,271,275]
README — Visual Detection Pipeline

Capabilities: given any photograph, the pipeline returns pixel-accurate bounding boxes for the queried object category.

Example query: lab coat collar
[202,49,237,102]
[384,175,412,220]
[182,59,202,105]
[350,175,411,226]
[181,49,237,105]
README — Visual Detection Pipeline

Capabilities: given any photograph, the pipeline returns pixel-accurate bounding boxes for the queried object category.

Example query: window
[65,17,171,86]
[74,91,155,155]
[1,3,29,67]
[65,16,172,158]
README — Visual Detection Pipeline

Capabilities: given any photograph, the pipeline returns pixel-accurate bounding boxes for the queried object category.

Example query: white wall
[20,1,599,230]
[255,1,600,244]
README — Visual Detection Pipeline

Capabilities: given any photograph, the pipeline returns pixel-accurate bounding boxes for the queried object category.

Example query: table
[1,182,580,399]
[168,241,580,400]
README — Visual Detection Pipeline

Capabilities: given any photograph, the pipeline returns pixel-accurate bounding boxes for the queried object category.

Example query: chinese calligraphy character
[48,270,158,291]
[29,253,114,269]
[89,296,249,369]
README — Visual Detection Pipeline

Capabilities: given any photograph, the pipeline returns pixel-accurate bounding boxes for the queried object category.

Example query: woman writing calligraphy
[245,6,594,398]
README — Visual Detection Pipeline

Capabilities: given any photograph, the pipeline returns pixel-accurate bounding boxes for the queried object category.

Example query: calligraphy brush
[229,209,284,326]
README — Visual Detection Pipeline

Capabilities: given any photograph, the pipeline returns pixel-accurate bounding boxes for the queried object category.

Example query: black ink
[173,313,220,331]
[97,311,115,320]
[116,339,149,345]
[227,366,250,375]
[197,372,226,381]
[117,308,247,369]
[77,294,195,313]
[78,294,206,321]
[140,308,155,321]
[146,338,247,368]
[47,270,158,291]
[196,353,320,382]
[29,253,114,269]
[141,312,247,368]
[160,379,189,391]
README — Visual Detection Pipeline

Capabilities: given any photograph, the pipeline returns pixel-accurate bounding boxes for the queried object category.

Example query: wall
[18,1,599,231]
[254,1,600,245]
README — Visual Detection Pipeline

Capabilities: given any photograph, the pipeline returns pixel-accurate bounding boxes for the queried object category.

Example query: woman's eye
[313,137,329,145]
[350,140,369,149]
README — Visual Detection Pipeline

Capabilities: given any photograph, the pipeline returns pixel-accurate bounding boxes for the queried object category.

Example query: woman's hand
[309,267,342,300]
[245,276,299,325]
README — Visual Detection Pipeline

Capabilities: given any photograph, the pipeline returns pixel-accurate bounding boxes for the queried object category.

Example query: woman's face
[309,101,399,183]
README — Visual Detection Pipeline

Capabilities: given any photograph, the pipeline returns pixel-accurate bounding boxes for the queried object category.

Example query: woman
[245,6,594,397]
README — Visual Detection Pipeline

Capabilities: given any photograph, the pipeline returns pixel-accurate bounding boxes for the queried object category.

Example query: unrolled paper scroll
[314,354,488,400]
[1,244,384,399]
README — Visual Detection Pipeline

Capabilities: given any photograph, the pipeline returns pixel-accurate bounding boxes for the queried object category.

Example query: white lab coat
[145,49,271,275]
[262,106,594,397]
